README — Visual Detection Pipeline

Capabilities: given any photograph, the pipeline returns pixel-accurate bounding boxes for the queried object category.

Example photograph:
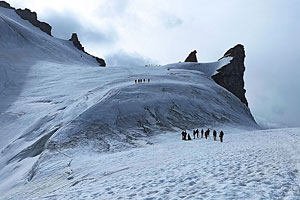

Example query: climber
[219,131,224,142]
[213,130,217,141]
[181,131,187,140]
[205,128,210,139]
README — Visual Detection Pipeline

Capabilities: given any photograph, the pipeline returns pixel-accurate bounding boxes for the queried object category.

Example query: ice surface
[164,56,233,76]
[2,6,297,200]
[2,128,300,199]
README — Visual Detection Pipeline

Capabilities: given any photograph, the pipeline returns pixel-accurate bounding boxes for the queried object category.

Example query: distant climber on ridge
[184,50,198,62]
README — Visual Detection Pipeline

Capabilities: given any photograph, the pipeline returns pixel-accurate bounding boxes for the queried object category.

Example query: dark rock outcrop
[1,1,106,66]
[69,33,84,51]
[94,56,106,67]
[184,50,198,62]
[69,33,106,67]
[0,1,52,36]
[0,1,12,8]
[212,44,248,106]
[15,9,52,36]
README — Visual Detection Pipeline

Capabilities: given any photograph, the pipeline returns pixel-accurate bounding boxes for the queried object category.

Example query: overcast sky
[8,0,300,128]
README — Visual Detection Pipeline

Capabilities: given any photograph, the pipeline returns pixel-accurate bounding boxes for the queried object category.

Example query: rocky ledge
[0,1,52,35]
[212,44,248,106]
[69,33,106,66]
[0,1,106,67]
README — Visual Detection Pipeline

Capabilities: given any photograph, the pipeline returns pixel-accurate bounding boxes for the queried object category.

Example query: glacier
[0,4,299,200]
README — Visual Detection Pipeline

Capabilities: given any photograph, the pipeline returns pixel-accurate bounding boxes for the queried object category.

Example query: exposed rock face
[15,9,52,36]
[0,1,52,36]
[69,33,84,51]
[69,33,106,67]
[1,1,106,67]
[212,44,248,106]
[94,56,106,67]
[184,50,198,62]
[0,1,11,8]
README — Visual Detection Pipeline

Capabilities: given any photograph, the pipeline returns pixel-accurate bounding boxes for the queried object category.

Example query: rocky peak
[15,8,52,36]
[212,44,248,106]
[69,33,106,67]
[69,33,84,51]
[0,1,52,36]
[0,1,11,8]
[184,50,198,62]
[0,1,106,67]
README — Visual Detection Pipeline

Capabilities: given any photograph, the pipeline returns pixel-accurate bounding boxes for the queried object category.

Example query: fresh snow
[165,57,233,76]
[1,5,299,200]
[2,128,300,199]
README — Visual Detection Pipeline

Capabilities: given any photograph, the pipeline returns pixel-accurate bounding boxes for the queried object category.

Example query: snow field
[3,128,300,199]
[0,6,284,200]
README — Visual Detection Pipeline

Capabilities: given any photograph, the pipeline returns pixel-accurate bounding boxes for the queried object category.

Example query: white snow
[164,56,232,76]
[2,128,300,199]
[1,5,299,200]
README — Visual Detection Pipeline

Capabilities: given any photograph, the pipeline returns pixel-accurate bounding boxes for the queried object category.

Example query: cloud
[161,13,183,28]
[44,9,118,46]
[99,0,129,17]
[105,50,156,67]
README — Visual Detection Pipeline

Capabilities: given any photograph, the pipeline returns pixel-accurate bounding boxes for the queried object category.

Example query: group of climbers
[135,79,150,84]
[181,128,224,142]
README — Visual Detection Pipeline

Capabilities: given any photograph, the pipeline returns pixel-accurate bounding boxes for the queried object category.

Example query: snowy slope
[0,6,262,198]
[2,128,300,199]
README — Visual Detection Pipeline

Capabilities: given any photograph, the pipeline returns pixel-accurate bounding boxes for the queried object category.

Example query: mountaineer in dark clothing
[193,130,196,139]
[196,129,199,138]
[213,130,217,141]
[201,129,204,138]
[181,131,185,140]
[182,131,187,140]
[187,134,192,140]
[219,131,224,143]
[205,129,210,139]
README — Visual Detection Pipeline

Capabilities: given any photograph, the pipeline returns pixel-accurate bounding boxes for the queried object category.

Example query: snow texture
[2,128,300,199]
[2,6,298,200]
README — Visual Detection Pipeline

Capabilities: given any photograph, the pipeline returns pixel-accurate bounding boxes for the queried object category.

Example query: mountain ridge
[0,1,106,66]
